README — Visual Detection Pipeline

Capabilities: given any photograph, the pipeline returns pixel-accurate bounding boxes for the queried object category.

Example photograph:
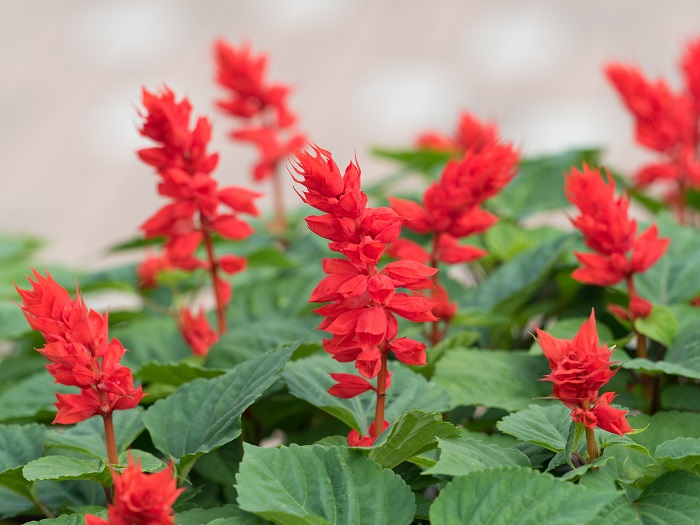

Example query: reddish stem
[102,412,119,466]
[372,350,388,437]
[201,215,226,334]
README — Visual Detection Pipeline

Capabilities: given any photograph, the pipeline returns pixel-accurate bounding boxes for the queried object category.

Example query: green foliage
[236,444,416,525]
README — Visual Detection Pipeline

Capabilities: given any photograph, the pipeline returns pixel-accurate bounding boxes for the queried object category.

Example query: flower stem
[428,233,443,346]
[372,350,388,437]
[581,401,598,462]
[102,413,119,466]
[201,217,226,334]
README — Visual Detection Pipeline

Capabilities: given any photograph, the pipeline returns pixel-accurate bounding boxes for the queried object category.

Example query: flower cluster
[565,164,669,320]
[16,269,144,425]
[293,145,437,446]
[534,310,632,435]
[605,38,700,215]
[214,39,305,184]
[86,455,182,525]
[416,111,499,155]
[389,118,518,339]
[137,86,261,353]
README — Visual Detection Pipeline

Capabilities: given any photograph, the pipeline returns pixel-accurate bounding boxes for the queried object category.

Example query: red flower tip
[178,307,219,356]
[347,420,390,447]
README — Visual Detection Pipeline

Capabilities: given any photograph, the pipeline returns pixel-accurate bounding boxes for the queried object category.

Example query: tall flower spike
[214,39,305,230]
[534,311,632,461]
[293,145,437,446]
[605,38,700,221]
[85,454,183,525]
[17,269,144,464]
[137,86,261,348]
[390,121,518,345]
[565,164,669,325]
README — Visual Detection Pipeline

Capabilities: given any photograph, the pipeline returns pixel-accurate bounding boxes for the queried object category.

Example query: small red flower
[534,310,631,435]
[347,420,390,447]
[178,307,219,357]
[85,454,183,525]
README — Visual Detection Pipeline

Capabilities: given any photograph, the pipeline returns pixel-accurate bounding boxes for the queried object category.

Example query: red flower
[348,420,390,447]
[565,164,668,319]
[85,454,183,525]
[416,112,499,155]
[16,269,144,425]
[534,310,631,435]
[178,307,219,357]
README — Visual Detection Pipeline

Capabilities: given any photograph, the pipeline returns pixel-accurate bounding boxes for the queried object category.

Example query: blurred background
[2,0,700,265]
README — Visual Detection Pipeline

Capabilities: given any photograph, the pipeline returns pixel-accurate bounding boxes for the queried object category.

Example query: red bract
[565,164,668,320]
[534,311,632,436]
[16,269,144,425]
[137,86,261,344]
[293,145,437,446]
[178,307,219,357]
[605,38,700,218]
[85,455,183,525]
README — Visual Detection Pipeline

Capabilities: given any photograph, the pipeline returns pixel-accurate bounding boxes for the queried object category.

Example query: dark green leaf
[176,504,269,525]
[634,305,678,347]
[236,443,415,525]
[633,437,700,489]
[424,437,530,477]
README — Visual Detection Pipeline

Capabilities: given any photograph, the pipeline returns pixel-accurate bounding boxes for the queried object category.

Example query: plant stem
[581,401,598,462]
[372,350,388,437]
[271,167,287,235]
[102,413,119,466]
[30,486,55,519]
[201,216,226,334]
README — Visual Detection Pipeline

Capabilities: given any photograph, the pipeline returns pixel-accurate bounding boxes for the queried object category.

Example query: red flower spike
[17,269,145,425]
[534,310,631,435]
[566,164,668,320]
[85,454,183,525]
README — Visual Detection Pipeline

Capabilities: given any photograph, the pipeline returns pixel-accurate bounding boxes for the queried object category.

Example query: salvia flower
[85,454,183,525]
[137,86,261,347]
[605,38,700,217]
[214,39,305,227]
[389,122,518,343]
[565,164,669,321]
[293,145,437,446]
[16,269,144,425]
[416,111,500,155]
[534,310,632,436]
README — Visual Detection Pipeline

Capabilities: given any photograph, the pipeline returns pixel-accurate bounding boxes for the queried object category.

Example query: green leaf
[627,411,700,455]
[484,222,562,261]
[136,360,226,387]
[627,322,700,380]
[634,305,678,347]
[368,411,459,468]
[26,513,99,525]
[546,420,583,471]
[424,437,530,477]
[634,213,700,305]
[0,301,33,339]
[370,147,451,174]
[633,437,700,489]
[144,346,294,463]
[176,504,269,525]
[0,372,75,423]
[497,404,571,453]
[282,354,452,435]
[0,423,44,500]
[236,443,415,525]
[23,456,104,482]
[433,349,550,411]
[488,148,601,219]
[460,233,573,313]
[592,470,700,524]
[661,384,700,411]
[430,466,617,525]
[112,317,191,370]
[46,407,145,458]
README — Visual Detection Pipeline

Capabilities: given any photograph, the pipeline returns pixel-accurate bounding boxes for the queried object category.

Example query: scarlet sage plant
[388,113,518,344]
[415,111,500,155]
[85,455,182,525]
[565,165,669,337]
[16,269,144,465]
[137,86,261,352]
[292,145,437,446]
[534,310,632,462]
[606,38,700,222]
[214,39,305,230]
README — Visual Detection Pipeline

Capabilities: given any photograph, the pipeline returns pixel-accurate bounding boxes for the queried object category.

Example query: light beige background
[2,1,699,266]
